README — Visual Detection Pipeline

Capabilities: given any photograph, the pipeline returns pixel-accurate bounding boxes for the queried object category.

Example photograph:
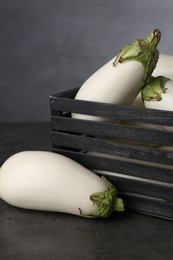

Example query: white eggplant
[72,29,161,121]
[141,76,173,131]
[153,54,173,80]
[142,76,173,111]
[133,53,173,106]
[0,151,124,218]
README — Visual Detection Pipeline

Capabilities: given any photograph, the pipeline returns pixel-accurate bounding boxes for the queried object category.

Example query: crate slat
[51,116,173,146]
[52,131,173,165]
[120,193,173,221]
[50,89,173,127]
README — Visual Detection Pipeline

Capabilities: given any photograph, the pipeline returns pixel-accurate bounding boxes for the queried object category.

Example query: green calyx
[113,29,161,83]
[141,76,170,101]
[78,176,125,218]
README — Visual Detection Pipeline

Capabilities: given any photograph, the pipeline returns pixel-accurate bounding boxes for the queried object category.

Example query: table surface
[0,123,173,260]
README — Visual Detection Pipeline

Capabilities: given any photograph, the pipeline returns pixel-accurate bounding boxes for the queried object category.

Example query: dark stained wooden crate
[50,88,173,220]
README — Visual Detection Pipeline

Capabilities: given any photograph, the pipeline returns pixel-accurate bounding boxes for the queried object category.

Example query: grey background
[1,0,173,122]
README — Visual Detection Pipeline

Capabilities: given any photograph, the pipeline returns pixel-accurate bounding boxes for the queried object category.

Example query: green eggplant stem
[78,176,125,218]
[141,76,170,101]
[113,29,161,83]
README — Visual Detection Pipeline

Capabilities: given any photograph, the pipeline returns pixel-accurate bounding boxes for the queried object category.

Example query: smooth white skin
[144,80,173,111]
[0,151,107,216]
[72,57,144,121]
[153,54,173,80]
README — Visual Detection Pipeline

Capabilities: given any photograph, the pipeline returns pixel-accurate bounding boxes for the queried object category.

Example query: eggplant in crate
[50,88,173,220]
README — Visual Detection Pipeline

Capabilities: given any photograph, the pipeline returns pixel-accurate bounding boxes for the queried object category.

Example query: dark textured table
[0,123,173,260]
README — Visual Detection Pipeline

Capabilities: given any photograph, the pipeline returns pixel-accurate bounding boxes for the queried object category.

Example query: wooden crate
[50,88,173,220]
